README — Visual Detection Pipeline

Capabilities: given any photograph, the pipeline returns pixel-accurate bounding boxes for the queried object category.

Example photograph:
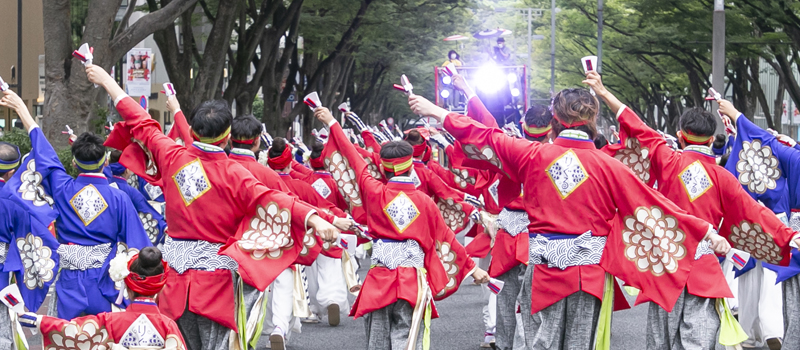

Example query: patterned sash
[528,231,606,270]
[371,239,425,270]
[496,209,529,237]
[162,236,238,274]
[57,243,112,270]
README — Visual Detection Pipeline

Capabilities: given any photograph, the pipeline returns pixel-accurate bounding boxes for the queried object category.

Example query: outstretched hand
[581,71,609,98]
[85,64,114,87]
[0,90,26,112]
[314,107,335,126]
[717,99,741,123]
[166,96,181,114]
[309,214,340,243]
[408,95,447,122]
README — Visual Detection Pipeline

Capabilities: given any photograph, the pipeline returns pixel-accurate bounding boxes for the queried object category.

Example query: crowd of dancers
[0,55,797,350]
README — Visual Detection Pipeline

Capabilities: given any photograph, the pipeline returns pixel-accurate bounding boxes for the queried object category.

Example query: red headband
[553,114,589,128]
[412,143,430,158]
[381,155,414,175]
[267,146,293,170]
[310,156,325,169]
[232,138,256,145]
[125,254,170,296]
[680,130,714,145]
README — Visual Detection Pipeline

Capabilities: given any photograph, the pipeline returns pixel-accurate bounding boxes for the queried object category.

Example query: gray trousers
[177,274,261,350]
[0,305,13,350]
[645,288,719,350]
[364,300,423,350]
[784,274,800,350]
[495,264,525,350]
[241,283,262,350]
[519,264,601,350]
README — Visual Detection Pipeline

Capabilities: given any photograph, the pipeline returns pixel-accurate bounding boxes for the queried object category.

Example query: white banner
[124,48,153,97]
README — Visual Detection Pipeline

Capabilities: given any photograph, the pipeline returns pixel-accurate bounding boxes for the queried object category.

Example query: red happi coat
[291,160,314,182]
[443,112,718,314]
[301,170,349,212]
[111,97,315,330]
[323,121,476,318]
[605,107,796,301]
[38,298,186,350]
[410,161,476,233]
[229,150,336,265]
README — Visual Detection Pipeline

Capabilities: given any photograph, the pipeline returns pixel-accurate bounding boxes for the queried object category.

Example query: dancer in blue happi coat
[0,89,151,320]
[103,150,167,246]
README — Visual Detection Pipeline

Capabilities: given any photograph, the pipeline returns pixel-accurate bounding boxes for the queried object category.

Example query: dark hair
[524,104,553,141]
[719,153,730,167]
[551,88,599,140]
[448,50,460,60]
[129,246,164,277]
[712,134,727,149]
[594,134,609,149]
[497,37,505,43]
[109,150,123,164]
[269,137,288,158]
[379,141,414,179]
[189,100,233,140]
[230,115,262,149]
[310,142,325,170]
[0,142,21,175]
[71,132,106,167]
[679,108,716,139]
[404,129,424,146]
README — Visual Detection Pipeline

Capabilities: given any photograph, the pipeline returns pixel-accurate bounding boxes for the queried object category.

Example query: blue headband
[108,162,127,176]
[74,153,107,172]
[0,144,21,171]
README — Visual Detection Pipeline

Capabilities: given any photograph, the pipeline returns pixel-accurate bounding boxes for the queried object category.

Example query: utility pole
[597,0,603,73]
[528,8,532,93]
[15,0,22,96]
[550,0,556,94]
[712,0,725,113]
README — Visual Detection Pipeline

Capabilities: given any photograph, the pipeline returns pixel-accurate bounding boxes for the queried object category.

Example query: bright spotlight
[442,76,452,85]
[475,65,505,93]
[507,73,517,84]
[511,88,520,97]
[440,89,450,99]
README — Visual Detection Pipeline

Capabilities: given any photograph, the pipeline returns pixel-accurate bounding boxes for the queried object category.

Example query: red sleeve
[167,110,192,145]
[292,160,313,178]
[718,172,796,266]
[615,106,675,185]
[430,199,476,301]
[361,130,383,153]
[443,112,539,184]
[116,96,184,173]
[39,315,107,348]
[466,96,499,128]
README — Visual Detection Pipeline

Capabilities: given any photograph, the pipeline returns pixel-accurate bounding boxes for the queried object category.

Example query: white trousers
[307,255,349,316]
[738,261,784,343]
[266,268,294,334]
[477,252,496,334]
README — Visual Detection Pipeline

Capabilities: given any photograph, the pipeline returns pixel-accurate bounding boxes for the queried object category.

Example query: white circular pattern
[46,320,111,350]
[614,138,651,184]
[736,139,781,194]
[730,220,782,264]
[622,206,687,276]
[326,151,363,206]
[16,233,55,290]
[436,241,459,297]
[437,198,466,232]
[462,144,503,169]
[239,203,293,260]
[19,158,55,207]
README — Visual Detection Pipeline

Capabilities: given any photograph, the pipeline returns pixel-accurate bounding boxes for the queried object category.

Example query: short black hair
[379,141,413,179]
[713,134,726,149]
[594,134,609,149]
[404,129,424,146]
[497,37,505,43]
[0,142,21,175]
[109,149,123,164]
[189,100,233,140]
[231,115,262,149]
[129,246,164,277]
[310,142,325,170]
[524,104,553,128]
[269,137,288,158]
[71,132,106,166]
[679,108,716,138]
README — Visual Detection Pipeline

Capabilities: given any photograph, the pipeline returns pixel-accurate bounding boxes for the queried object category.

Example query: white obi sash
[58,243,112,270]
[528,231,606,270]
[371,239,425,270]
[162,236,238,274]
[496,208,529,237]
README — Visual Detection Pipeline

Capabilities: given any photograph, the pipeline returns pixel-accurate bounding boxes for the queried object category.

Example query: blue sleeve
[116,194,153,250]
[29,127,73,192]
[123,185,166,245]
[6,207,60,312]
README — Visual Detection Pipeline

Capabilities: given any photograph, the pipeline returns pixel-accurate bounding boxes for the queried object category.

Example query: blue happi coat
[103,166,167,246]
[724,115,800,279]
[28,127,151,319]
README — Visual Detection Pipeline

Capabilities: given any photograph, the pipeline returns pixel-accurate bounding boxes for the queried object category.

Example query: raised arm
[86,64,182,169]
[452,75,499,128]
[314,108,371,182]
[409,95,535,183]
